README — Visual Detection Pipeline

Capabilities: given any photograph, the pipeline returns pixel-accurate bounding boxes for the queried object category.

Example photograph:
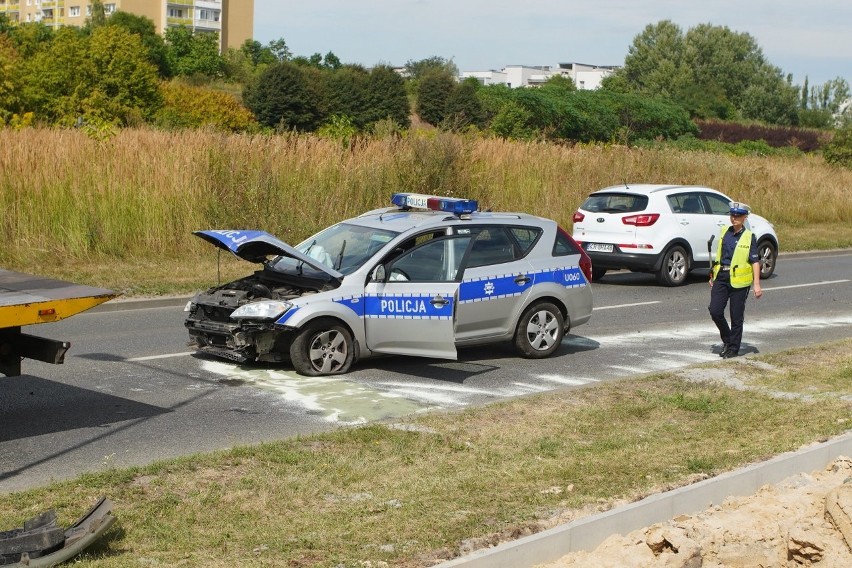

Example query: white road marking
[763,279,849,291]
[126,351,195,361]
[594,301,661,311]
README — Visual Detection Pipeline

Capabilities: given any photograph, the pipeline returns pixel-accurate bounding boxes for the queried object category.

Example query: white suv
[572,184,779,286]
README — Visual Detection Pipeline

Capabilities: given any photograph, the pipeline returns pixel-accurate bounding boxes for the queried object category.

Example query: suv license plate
[586,243,614,253]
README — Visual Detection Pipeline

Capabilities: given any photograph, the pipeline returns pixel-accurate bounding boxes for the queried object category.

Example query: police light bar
[391,193,478,215]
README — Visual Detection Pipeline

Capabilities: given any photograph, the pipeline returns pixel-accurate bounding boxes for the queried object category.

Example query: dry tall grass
[3,128,851,270]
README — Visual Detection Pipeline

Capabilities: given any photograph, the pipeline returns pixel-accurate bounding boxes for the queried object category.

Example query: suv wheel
[656,245,689,286]
[591,267,607,282]
[513,302,564,358]
[290,319,354,376]
[757,240,777,279]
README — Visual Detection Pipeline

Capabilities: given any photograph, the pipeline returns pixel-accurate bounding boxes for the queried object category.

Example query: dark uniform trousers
[708,270,750,351]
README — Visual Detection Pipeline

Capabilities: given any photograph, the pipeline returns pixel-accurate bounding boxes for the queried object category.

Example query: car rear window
[581,193,648,213]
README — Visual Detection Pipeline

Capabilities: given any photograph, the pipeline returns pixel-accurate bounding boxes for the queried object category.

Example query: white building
[461,61,619,90]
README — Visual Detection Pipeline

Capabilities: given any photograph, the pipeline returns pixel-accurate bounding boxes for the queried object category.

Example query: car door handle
[514,275,531,285]
[430,296,450,307]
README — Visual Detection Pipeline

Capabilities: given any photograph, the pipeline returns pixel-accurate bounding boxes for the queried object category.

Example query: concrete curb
[437,432,852,568]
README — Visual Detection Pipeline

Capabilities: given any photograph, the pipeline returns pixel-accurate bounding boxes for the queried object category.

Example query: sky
[253,0,852,87]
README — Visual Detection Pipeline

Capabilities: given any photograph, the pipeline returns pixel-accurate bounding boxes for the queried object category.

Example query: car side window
[509,227,542,255]
[387,236,471,282]
[553,230,581,256]
[669,193,705,214]
[466,228,518,268]
[704,193,731,215]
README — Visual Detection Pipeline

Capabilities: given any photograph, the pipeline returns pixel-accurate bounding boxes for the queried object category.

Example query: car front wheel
[656,245,689,286]
[290,319,355,376]
[757,240,777,279]
[513,302,565,358]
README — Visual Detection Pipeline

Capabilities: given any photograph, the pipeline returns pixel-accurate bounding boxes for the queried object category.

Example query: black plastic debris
[0,497,115,567]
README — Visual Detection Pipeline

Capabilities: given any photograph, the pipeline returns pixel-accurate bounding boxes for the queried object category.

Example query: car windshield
[582,193,648,213]
[269,222,399,276]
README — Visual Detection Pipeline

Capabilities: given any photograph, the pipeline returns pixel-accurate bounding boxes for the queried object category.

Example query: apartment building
[0,0,253,51]
[461,62,619,90]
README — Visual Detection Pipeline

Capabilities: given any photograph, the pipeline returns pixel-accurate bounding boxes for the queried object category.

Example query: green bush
[155,81,259,132]
[823,127,852,168]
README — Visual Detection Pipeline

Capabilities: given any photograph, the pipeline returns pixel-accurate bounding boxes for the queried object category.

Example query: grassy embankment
[2,128,852,296]
[0,340,849,567]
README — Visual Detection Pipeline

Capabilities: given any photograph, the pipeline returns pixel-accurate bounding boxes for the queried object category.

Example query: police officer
[709,202,763,358]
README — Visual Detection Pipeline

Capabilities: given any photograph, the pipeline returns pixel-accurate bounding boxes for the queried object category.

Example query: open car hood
[194,230,343,281]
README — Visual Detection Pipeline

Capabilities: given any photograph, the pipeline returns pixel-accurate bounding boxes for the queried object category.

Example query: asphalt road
[2,250,850,494]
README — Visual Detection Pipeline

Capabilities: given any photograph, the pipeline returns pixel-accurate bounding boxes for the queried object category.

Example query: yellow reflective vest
[712,226,754,288]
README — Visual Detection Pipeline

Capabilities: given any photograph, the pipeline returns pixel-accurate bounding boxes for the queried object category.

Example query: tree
[738,66,800,125]
[620,20,689,98]
[5,21,54,58]
[683,25,764,100]
[0,34,23,123]
[416,70,456,125]
[18,27,90,123]
[107,11,171,77]
[239,39,277,67]
[364,65,410,128]
[84,25,162,124]
[243,61,322,131]
[539,74,577,96]
[88,0,107,28]
[617,20,803,125]
[404,56,459,81]
[164,26,224,79]
[267,38,292,62]
[323,51,342,70]
[324,65,370,128]
[444,78,485,129]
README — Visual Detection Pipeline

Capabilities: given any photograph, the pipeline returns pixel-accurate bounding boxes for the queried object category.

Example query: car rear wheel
[656,245,689,286]
[757,240,777,279]
[513,302,564,358]
[591,267,607,282]
[290,319,354,376]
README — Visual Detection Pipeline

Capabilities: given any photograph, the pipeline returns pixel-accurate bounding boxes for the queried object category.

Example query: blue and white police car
[184,194,594,376]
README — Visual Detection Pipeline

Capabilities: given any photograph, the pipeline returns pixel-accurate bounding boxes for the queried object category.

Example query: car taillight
[579,250,593,283]
[557,226,593,282]
[572,211,585,223]
[622,213,660,226]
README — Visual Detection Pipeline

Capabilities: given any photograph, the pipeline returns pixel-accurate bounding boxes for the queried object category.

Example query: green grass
[1,340,850,567]
[3,128,852,296]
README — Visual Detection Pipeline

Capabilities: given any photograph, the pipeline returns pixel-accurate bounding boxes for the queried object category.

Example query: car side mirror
[371,265,386,282]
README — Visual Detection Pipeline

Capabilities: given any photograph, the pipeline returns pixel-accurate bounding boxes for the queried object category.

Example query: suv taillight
[622,213,659,226]
[572,211,585,223]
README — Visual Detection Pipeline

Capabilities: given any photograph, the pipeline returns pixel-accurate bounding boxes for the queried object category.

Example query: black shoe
[719,343,729,357]
[721,348,739,359]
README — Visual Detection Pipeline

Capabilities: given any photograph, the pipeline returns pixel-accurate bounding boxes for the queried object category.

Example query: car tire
[289,319,355,376]
[757,240,777,279]
[591,267,607,282]
[513,302,565,359]
[656,245,689,286]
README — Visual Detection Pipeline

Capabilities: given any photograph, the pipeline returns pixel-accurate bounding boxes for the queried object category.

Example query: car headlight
[231,300,292,320]
[184,300,194,312]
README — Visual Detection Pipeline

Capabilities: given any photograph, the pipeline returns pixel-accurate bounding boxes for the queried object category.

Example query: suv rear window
[581,193,648,213]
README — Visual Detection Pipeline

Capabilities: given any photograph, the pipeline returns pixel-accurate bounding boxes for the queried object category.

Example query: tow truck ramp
[0,269,117,377]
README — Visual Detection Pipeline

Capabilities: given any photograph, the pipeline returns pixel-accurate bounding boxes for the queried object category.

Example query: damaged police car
[185,194,593,376]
